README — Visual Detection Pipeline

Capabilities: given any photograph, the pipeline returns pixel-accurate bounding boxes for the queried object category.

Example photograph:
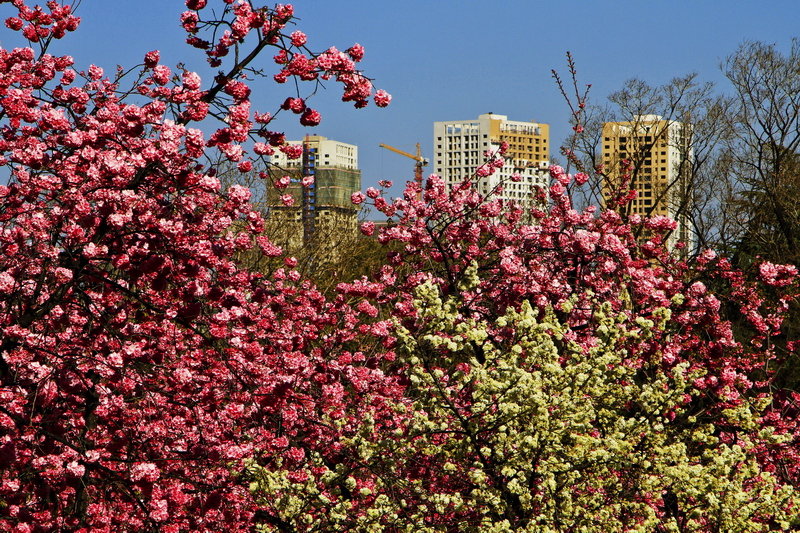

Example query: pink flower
[281,97,306,114]
[149,499,169,522]
[130,462,160,482]
[257,236,283,257]
[348,43,365,61]
[549,182,565,197]
[300,108,321,126]
[152,65,171,85]
[475,165,492,177]
[0,272,15,293]
[366,187,380,199]
[223,80,250,102]
[54,267,73,283]
[253,142,273,156]
[290,31,307,47]
[144,50,160,68]
[275,175,291,189]
[759,261,798,287]
[357,300,379,317]
[280,144,303,159]
[360,221,375,236]
[228,184,251,203]
[66,461,85,478]
[280,194,295,206]
[351,191,366,205]
[5,17,24,31]
[285,447,305,462]
[645,215,678,231]
[87,64,103,80]
[373,89,391,107]
[301,176,314,187]
[549,164,565,180]
[701,249,717,262]
[181,10,200,32]
[254,112,272,124]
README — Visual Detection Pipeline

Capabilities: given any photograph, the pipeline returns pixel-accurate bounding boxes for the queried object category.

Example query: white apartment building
[433,113,550,205]
[269,135,358,170]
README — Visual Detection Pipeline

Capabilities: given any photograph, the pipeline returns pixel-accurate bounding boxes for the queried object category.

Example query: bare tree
[720,39,800,267]
[570,75,732,255]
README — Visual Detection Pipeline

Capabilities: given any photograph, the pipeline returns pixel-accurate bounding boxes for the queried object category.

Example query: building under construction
[266,135,361,246]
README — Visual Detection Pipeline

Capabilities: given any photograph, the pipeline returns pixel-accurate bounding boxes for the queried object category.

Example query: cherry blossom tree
[0,1,395,530]
[246,160,800,531]
[2,1,800,532]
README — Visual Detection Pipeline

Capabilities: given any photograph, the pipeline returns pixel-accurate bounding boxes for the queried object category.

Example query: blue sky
[2,1,799,197]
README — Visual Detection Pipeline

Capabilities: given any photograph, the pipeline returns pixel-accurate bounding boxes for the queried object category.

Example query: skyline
[2,1,799,200]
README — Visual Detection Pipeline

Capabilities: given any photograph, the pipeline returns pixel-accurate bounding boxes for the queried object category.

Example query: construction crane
[378,142,429,187]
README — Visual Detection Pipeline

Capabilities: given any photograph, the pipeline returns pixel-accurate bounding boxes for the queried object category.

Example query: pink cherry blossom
[374,89,392,107]
[144,50,160,68]
[290,30,307,47]
[300,107,321,126]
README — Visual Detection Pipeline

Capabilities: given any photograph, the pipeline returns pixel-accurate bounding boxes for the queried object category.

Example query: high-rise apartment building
[433,113,550,206]
[601,115,693,251]
[267,135,361,244]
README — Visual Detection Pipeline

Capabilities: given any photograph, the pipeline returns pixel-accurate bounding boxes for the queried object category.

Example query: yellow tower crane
[378,142,429,187]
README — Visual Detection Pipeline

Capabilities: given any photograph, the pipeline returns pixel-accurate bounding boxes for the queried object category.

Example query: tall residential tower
[601,115,693,251]
[433,113,550,206]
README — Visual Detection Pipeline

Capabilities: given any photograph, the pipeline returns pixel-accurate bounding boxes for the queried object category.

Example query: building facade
[433,113,550,206]
[267,135,361,246]
[601,115,694,251]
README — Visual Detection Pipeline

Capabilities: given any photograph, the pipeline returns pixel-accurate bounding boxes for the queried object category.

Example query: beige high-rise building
[601,115,693,251]
[433,114,550,206]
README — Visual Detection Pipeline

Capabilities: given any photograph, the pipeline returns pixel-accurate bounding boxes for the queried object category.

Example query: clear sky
[2,1,799,198]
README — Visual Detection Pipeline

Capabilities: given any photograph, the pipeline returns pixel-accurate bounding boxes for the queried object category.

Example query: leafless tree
[719,39,800,266]
[569,74,733,255]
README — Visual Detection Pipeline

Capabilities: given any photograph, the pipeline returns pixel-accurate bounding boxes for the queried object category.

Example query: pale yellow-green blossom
[248,275,799,532]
